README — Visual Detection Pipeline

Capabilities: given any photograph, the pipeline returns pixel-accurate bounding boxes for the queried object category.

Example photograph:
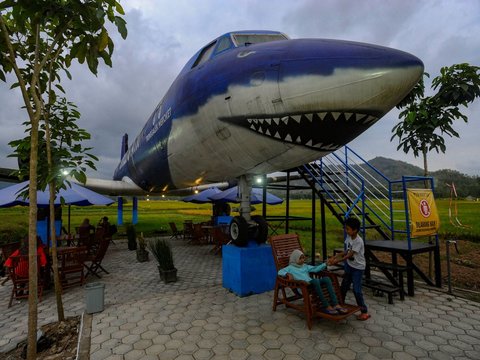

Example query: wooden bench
[368,261,407,301]
[363,278,401,304]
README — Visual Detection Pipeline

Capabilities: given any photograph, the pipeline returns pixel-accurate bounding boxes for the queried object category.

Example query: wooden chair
[57,246,88,289]
[169,222,183,240]
[211,225,230,255]
[270,233,360,329]
[183,221,194,241]
[84,234,110,278]
[190,223,208,244]
[1,242,20,285]
[7,254,44,307]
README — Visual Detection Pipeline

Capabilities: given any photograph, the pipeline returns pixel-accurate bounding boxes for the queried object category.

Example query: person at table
[98,216,117,236]
[79,218,95,232]
[5,236,47,277]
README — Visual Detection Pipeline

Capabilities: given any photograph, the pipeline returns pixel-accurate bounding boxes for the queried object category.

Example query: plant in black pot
[136,232,149,262]
[148,238,177,283]
[126,224,137,250]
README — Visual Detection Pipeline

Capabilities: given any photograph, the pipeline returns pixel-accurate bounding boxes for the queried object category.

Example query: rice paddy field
[1,198,479,254]
[2,198,480,295]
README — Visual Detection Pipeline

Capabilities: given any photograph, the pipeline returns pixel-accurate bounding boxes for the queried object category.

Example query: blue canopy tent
[182,187,232,225]
[182,187,222,204]
[0,181,114,207]
[208,186,283,205]
[0,181,114,243]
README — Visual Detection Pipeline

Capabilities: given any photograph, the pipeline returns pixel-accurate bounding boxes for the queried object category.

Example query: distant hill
[367,157,423,179]
[280,156,479,199]
[368,157,480,198]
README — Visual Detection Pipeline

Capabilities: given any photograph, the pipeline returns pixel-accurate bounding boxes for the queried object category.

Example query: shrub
[147,238,175,270]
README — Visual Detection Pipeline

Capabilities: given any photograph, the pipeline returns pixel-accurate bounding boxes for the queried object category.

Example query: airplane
[9,30,426,245]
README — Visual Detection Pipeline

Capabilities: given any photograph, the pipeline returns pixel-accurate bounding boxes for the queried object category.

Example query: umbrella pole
[68,205,71,234]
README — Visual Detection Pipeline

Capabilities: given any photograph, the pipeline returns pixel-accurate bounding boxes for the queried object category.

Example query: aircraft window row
[191,33,287,69]
[232,33,287,47]
[192,41,217,68]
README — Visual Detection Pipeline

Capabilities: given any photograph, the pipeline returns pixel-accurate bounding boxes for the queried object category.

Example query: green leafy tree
[9,96,98,324]
[392,63,480,177]
[0,1,126,358]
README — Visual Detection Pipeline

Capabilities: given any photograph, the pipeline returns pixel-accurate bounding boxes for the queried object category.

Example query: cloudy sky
[1,0,479,180]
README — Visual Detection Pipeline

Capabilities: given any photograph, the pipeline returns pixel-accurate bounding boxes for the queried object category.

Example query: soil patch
[374,239,480,300]
[0,316,80,360]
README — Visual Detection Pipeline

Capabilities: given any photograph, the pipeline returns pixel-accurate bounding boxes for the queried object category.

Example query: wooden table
[52,246,88,289]
[365,240,441,296]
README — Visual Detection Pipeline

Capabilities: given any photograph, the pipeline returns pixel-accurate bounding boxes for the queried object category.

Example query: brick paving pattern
[0,238,479,359]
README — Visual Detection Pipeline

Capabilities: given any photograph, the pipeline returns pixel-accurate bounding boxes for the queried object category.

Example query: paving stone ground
[1,238,479,359]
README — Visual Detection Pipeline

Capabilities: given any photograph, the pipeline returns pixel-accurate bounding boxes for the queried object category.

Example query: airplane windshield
[232,33,287,47]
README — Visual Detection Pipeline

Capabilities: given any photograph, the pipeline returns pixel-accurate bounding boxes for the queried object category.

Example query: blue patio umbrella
[208,186,283,205]
[182,187,222,204]
[0,180,114,207]
[0,180,115,237]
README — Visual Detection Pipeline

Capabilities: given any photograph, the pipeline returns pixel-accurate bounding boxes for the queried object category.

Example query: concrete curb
[76,311,92,360]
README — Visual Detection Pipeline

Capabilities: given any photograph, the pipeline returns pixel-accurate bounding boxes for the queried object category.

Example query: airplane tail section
[121,133,128,159]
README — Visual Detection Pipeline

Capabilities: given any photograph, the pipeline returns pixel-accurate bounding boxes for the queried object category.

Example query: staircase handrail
[344,146,391,182]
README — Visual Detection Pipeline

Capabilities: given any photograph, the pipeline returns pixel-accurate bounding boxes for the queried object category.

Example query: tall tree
[391,63,480,176]
[9,96,98,322]
[0,1,126,358]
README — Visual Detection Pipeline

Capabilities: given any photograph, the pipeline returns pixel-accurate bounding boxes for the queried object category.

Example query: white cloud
[1,0,479,180]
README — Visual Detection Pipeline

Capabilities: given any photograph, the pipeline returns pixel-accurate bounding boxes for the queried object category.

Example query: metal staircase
[295,147,442,298]
[297,146,410,242]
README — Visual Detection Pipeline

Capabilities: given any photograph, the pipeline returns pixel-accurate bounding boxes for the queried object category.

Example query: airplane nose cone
[277,39,424,115]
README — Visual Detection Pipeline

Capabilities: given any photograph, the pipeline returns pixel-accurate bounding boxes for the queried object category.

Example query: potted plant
[148,238,177,283]
[136,232,149,262]
[126,224,137,250]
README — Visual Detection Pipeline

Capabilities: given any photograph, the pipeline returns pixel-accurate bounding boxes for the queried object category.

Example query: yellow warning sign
[407,189,440,237]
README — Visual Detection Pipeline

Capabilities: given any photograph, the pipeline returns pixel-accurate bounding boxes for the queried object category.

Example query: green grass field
[1,198,479,257]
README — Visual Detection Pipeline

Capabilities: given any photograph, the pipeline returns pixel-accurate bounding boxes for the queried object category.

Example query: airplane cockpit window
[232,33,287,47]
[215,36,233,55]
[192,41,217,68]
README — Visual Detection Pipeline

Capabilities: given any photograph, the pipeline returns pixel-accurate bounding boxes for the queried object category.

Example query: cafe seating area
[172,219,230,254]
[1,224,113,307]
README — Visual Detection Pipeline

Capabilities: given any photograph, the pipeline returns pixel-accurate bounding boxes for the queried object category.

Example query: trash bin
[85,282,105,314]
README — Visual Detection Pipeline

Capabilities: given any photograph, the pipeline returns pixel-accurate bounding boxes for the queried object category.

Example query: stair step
[364,224,381,229]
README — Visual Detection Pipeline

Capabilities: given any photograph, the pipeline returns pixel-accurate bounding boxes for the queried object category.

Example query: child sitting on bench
[278,249,347,315]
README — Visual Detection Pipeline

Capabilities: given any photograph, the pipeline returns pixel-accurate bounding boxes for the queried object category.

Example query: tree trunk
[422,145,434,277]
[422,146,429,177]
[49,183,65,321]
[44,72,65,322]
[27,115,39,360]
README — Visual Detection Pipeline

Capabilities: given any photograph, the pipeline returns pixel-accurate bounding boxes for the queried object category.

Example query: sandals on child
[335,307,349,315]
[321,308,338,315]
[357,313,371,321]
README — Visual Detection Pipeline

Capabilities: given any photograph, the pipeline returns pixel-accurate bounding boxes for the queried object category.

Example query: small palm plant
[148,238,174,269]
[148,238,177,283]
[136,232,149,262]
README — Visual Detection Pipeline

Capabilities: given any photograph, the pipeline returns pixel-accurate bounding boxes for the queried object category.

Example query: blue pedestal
[37,219,62,246]
[222,241,277,297]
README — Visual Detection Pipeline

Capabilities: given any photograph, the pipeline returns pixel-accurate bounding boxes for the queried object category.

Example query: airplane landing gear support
[230,175,268,246]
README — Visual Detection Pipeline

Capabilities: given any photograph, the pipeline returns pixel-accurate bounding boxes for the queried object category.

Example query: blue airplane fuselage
[113,30,423,193]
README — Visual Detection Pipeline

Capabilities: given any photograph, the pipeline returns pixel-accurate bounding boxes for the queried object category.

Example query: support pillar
[117,196,123,225]
[132,196,138,225]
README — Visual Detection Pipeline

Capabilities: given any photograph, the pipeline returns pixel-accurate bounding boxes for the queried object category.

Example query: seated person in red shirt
[5,236,47,277]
